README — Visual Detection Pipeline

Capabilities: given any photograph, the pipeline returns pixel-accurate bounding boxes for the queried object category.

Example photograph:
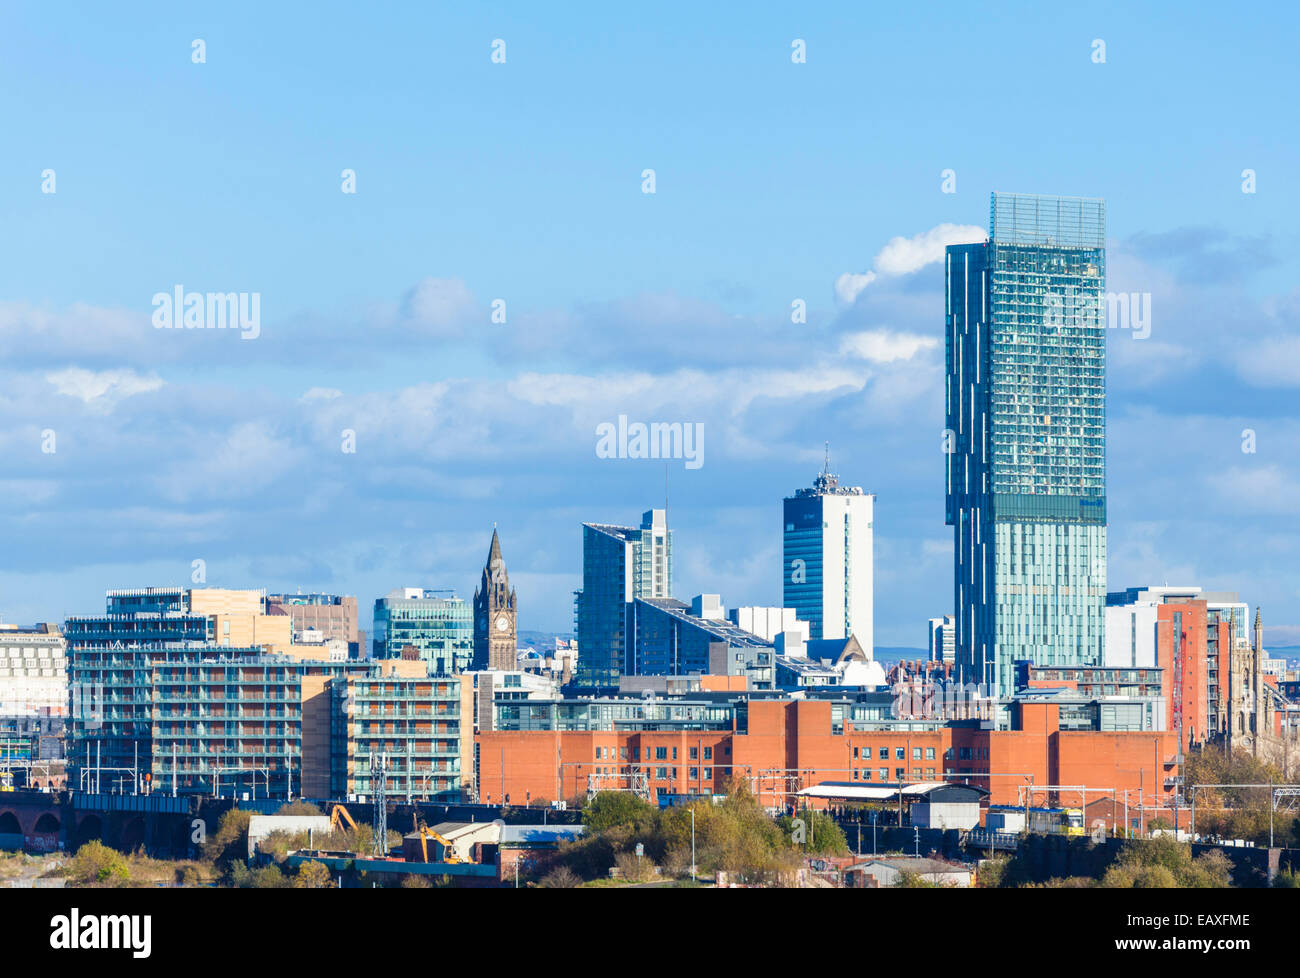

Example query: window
[878,747,888,759]
[878,768,888,780]
[853,747,859,759]
[689,747,698,760]
[895,748,905,760]
[656,767,667,779]
[703,767,712,780]
[912,747,922,760]
[925,747,935,761]
[655,747,667,761]
[895,768,905,780]
[689,767,698,780]
[703,746,712,760]
[672,747,678,760]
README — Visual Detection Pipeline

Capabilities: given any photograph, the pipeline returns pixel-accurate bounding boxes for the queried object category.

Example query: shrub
[70,841,130,886]
[539,866,581,888]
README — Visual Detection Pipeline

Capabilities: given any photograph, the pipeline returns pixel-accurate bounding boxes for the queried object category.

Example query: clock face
[495,615,510,633]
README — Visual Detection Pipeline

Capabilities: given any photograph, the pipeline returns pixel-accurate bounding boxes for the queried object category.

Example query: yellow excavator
[412,813,461,864]
[330,804,359,833]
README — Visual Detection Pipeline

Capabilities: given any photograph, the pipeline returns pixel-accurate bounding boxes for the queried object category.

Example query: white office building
[782,455,874,650]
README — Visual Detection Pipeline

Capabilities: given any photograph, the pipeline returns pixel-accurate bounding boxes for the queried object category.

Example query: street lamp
[691,806,696,883]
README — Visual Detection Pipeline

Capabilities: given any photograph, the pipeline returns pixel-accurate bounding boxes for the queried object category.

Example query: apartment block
[329,673,466,802]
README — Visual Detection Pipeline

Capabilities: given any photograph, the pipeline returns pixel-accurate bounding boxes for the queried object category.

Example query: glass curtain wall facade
[576,511,673,685]
[372,591,471,675]
[946,192,1107,696]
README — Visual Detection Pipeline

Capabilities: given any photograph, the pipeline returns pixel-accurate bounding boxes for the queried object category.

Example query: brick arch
[73,813,104,847]
[0,810,20,835]
[120,816,146,853]
[33,812,60,833]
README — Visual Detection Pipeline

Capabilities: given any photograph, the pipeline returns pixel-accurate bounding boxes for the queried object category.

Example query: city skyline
[3,5,1299,653]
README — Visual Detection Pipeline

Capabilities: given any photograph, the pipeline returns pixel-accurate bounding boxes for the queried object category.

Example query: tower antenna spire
[824,441,831,476]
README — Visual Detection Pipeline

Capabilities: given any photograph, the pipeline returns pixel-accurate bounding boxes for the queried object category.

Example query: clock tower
[473,526,517,671]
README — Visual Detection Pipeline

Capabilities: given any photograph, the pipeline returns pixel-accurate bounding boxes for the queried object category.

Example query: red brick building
[477,697,1178,812]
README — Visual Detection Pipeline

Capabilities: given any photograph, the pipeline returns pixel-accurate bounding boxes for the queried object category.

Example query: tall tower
[473,527,517,671]
[575,509,673,685]
[945,193,1108,697]
[783,448,874,648]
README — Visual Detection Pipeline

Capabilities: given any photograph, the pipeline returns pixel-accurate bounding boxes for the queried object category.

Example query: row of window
[593,744,720,761]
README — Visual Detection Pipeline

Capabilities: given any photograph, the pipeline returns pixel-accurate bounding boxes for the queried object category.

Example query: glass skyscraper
[575,509,672,685]
[945,192,1107,697]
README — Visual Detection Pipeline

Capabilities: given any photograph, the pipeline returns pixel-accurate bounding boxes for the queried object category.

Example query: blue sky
[2,2,1298,647]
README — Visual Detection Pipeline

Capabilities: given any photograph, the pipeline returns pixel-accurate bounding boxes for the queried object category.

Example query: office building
[927,615,955,664]
[783,454,874,647]
[632,595,774,689]
[0,623,67,717]
[575,509,672,686]
[946,192,1108,696]
[372,588,472,675]
[266,593,362,657]
[478,694,1179,810]
[729,606,809,644]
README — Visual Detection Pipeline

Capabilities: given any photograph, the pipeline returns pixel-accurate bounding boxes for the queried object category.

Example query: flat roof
[796,781,988,801]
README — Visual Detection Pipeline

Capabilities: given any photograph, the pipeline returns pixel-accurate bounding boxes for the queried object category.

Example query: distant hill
[517,630,574,650]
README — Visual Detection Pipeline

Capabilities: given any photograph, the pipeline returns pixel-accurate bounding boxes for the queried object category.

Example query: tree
[777,808,849,855]
[275,801,323,817]
[293,861,333,889]
[582,791,657,832]
[1099,837,1232,889]
[203,808,253,866]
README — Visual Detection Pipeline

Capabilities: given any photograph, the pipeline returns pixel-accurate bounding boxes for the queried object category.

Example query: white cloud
[1207,465,1300,514]
[840,329,939,363]
[835,271,877,304]
[46,367,163,409]
[873,223,986,277]
[836,223,985,305]
[399,277,477,335]
[1234,337,1300,387]
[301,387,344,401]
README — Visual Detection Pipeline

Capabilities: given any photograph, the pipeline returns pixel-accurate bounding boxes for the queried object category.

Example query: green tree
[582,791,657,832]
[293,860,333,888]
[203,808,253,866]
